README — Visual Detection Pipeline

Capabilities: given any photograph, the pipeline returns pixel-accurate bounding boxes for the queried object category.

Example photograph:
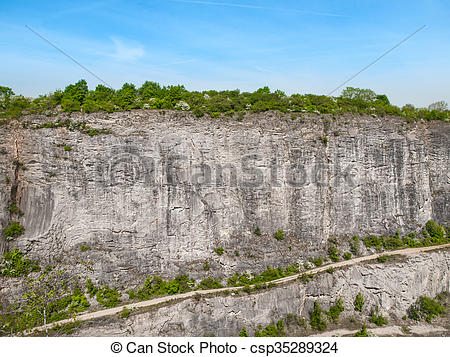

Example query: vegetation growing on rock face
[354,292,365,312]
[274,230,285,241]
[3,222,24,240]
[350,236,360,256]
[309,256,323,267]
[0,248,40,277]
[1,81,448,122]
[354,325,369,337]
[309,301,327,331]
[327,298,345,323]
[128,274,195,301]
[96,286,121,307]
[255,320,285,337]
[327,245,341,262]
[0,269,89,335]
[197,277,223,290]
[363,220,449,251]
[407,294,447,323]
[85,278,98,298]
[238,327,248,337]
[369,307,388,326]
[227,264,299,287]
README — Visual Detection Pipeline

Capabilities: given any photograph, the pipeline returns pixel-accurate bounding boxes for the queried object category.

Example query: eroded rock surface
[0,112,448,285]
[71,250,450,336]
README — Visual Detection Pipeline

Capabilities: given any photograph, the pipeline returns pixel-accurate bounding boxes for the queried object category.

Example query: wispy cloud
[169,0,344,17]
[163,58,198,66]
[110,37,145,61]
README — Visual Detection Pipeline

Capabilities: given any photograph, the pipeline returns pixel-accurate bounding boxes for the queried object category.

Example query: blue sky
[1,0,449,106]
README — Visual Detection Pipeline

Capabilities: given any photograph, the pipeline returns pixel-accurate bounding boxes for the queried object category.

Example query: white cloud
[110,37,145,61]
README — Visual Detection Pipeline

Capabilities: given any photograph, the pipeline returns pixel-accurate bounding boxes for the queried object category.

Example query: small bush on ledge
[3,222,25,240]
[0,248,40,277]
[96,286,121,307]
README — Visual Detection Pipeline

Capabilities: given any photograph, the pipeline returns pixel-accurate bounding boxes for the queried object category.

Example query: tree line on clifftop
[0,80,449,122]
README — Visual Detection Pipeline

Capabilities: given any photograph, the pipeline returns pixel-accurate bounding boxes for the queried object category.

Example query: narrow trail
[29,243,450,334]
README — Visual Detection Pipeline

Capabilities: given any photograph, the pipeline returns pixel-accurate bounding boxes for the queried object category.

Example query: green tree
[91,84,115,102]
[375,94,390,105]
[114,83,137,109]
[0,86,14,108]
[341,87,376,103]
[138,81,163,99]
[428,101,448,112]
[63,79,88,104]
[21,269,76,335]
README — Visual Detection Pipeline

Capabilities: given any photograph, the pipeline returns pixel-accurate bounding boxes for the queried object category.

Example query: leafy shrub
[309,301,327,331]
[203,261,210,271]
[327,245,341,262]
[68,289,90,314]
[63,145,72,152]
[354,292,365,312]
[369,307,388,326]
[300,273,314,284]
[9,204,19,213]
[255,320,285,337]
[363,221,449,251]
[85,278,97,297]
[121,307,131,319]
[309,256,323,267]
[274,230,285,241]
[285,313,307,328]
[214,247,224,255]
[254,227,261,236]
[238,327,248,337]
[343,252,352,260]
[363,235,384,249]
[227,263,299,287]
[327,298,344,323]
[0,248,40,277]
[131,274,195,300]
[96,286,121,307]
[3,222,24,240]
[424,220,446,243]
[407,296,446,323]
[197,277,223,290]
[354,325,369,337]
[350,236,360,256]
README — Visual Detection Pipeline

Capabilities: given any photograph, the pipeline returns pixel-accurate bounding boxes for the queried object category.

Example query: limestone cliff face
[71,250,450,337]
[0,112,448,284]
